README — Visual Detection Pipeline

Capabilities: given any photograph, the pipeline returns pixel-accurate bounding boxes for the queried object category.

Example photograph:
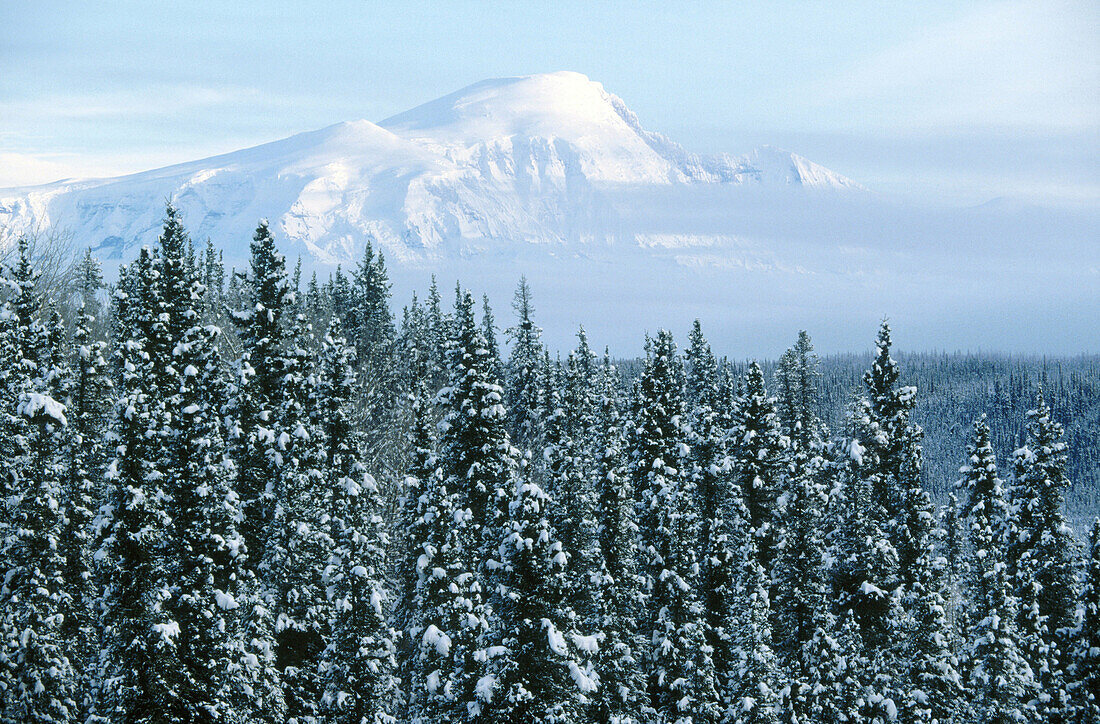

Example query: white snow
[571,633,599,654]
[3,72,1090,355]
[543,619,568,656]
[475,674,497,702]
[859,580,888,598]
[849,440,866,465]
[422,624,452,657]
[215,591,239,610]
[19,392,67,426]
[153,621,181,643]
[0,72,861,270]
[568,661,598,693]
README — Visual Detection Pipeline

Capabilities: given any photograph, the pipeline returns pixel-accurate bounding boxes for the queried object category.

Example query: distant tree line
[0,205,1097,723]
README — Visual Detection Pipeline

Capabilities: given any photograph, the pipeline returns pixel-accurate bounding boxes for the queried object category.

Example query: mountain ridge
[0,71,864,265]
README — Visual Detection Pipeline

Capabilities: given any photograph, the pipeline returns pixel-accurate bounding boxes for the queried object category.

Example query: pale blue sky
[2,0,1097,203]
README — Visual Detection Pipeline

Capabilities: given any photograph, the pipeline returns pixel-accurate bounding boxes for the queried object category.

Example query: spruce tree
[774,330,822,453]
[229,221,291,569]
[900,529,963,724]
[439,288,515,563]
[264,313,332,723]
[481,468,596,722]
[393,379,437,712]
[404,460,474,722]
[349,241,397,466]
[960,418,1036,723]
[1006,389,1078,722]
[166,311,257,722]
[588,354,647,723]
[505,277,543,449]
[0,372,78,722]
[729,528,782,724]
[95,246,181,721]
[481,295,505,385]
[832,445,900,652]
[629,330,718,723]
[64,253,111,632]
[317,327,399,723]
[794,609,861,724]
[771,457,830,712]
[1068,519,1100,724]
[859,323,931,587]
[731,361,788,575]
[939,492,968,654]
[411,288,516,720]
[968,556,1036,723]
[540,333,600,636]
[684,322,742,714]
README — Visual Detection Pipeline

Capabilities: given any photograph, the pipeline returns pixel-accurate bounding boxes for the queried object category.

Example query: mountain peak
[0,72,866,264]
[380,71,624,141]
[738,145,865,191]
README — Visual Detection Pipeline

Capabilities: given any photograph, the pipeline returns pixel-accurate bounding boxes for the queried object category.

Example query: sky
[2,0,1097,205]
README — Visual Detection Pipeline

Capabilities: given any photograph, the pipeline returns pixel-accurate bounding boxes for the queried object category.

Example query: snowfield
[0,71,1096,355]
[0,71,860,267]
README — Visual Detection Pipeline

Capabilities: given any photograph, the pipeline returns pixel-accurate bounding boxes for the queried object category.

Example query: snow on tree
[348,240,398,467]
[731,361,788,575]
[797,609,865,724]
[348,240,395,369]
[938,492,968,655]
[729,530,783,724]
[423,276,451,392]
[63,252,112,662]
[1068,518,1100,724]
[0,379,77,722]
[1006,389,1079,722]
[684,321,744,715]
[401,445,473,722]
[481,467,596,722]
[317,328,399,723]
[831,451,900,653]
[968,554,1037,723]
[262,313,334,722]
[392,379,437,711]
[899,520,963,723]
[229,220,292,570]
[958,418,1036,723]
[439,288,516,563]
[774,330,823,453]
[538,331,601,637]
[629,330,719,723]
[93,245,181,720]
[588,353,647,724]
[505,277,544,450]
[200,237,226,324]
[855,321,928,583]
[771,451,830,716]
[481,295,505,386]
[0,237,39,503]
[154,229,263,721]
[407,287,516,720]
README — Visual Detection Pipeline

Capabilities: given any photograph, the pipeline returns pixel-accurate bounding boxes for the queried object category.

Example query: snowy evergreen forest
[1,206,1098,723]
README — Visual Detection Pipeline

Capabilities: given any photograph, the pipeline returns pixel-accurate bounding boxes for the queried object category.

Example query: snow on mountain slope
[738,146,866,190]
[0,72,864,265]
[380,71,681,184]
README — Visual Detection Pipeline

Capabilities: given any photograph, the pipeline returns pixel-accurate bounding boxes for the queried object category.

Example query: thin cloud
[0,84,267,121]
[803,0,1099,133]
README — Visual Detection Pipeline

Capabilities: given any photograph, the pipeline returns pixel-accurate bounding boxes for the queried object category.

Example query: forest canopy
[0,206,1097,723]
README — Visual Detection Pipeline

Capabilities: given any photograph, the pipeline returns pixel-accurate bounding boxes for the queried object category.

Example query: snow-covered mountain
[0,72,862,265]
